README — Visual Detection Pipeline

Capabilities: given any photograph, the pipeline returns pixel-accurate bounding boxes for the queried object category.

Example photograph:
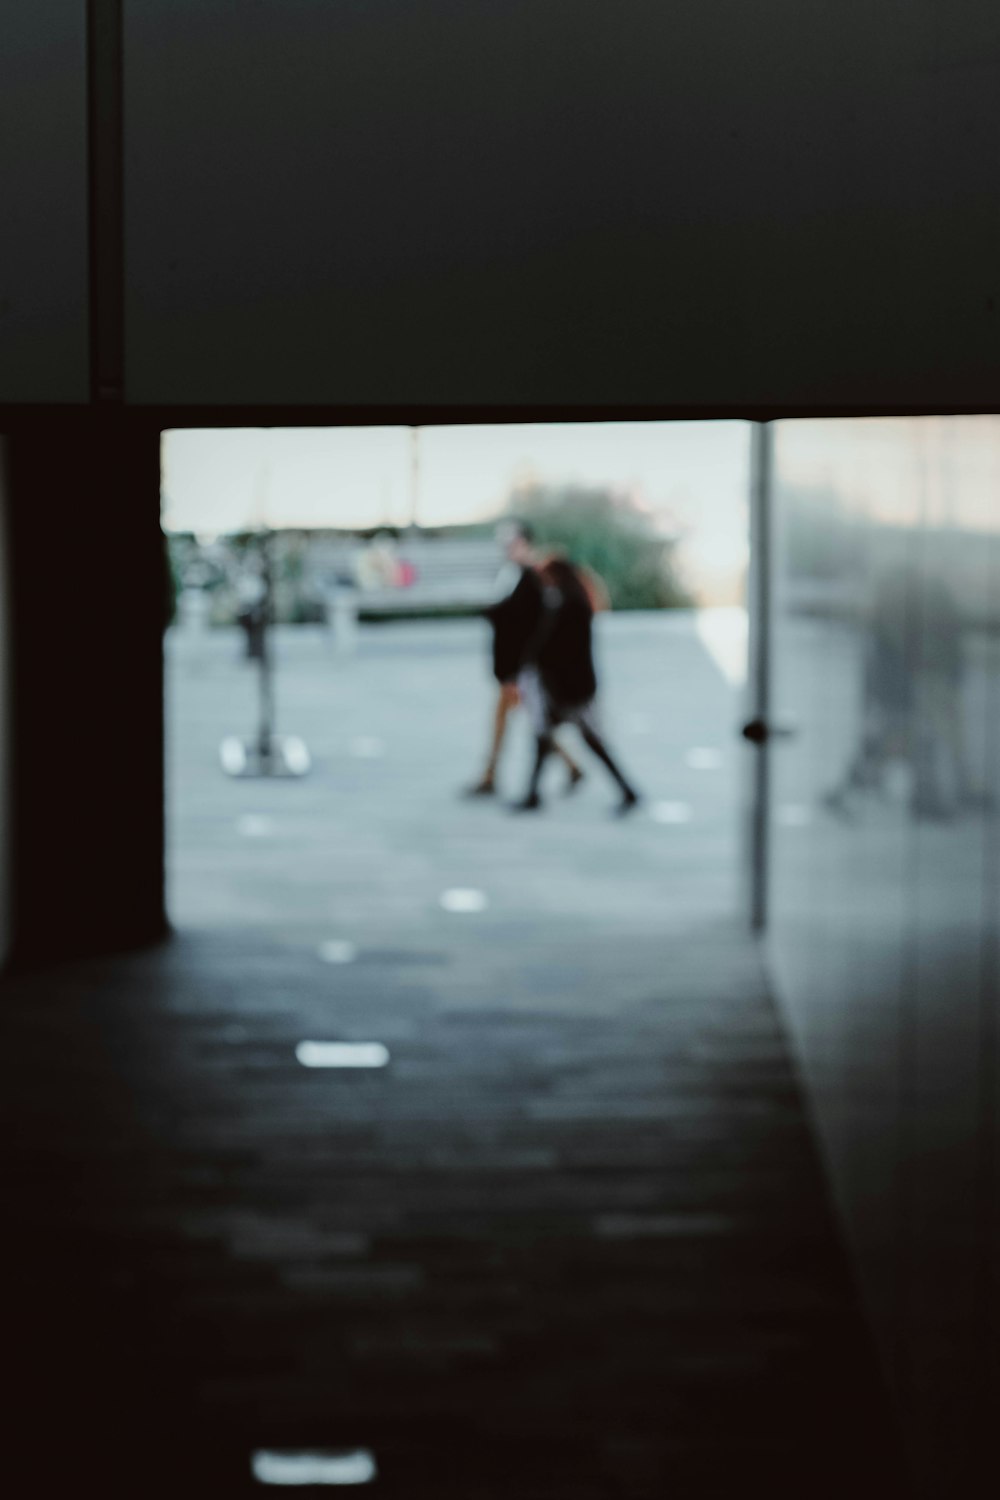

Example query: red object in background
[396,561,417,588]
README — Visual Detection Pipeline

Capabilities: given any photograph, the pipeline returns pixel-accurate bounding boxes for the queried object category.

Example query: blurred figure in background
[464,519,584,797]
[514,555,640,815]
[235,550,268,661]
[910,573,977,818]
[354,531,402,591]
[823,563,983,821]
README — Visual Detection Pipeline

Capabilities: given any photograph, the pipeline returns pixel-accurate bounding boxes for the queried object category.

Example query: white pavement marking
[650,801,693,824]
[282,736,312,775]
[295,1042,390,1069]
[685,748,723,771]
[695,607,748,689]
[220,736,247,775]
[440,888,489,913]
[318,939,359,965]
[776,804,814,827]
[350,737,385,759]
[251,1448,377,1485]
[237,815,275,838]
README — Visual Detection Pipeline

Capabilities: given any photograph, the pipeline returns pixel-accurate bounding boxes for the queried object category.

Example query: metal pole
[746,422,774,933]
[409,427,420,530]
[257,528,275,763]
[219,461,310,778]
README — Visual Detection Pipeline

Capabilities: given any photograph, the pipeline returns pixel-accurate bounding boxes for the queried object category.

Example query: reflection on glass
[769,415,1000,1495]
[821,562,984,822]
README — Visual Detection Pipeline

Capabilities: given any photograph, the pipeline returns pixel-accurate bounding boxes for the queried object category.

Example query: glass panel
[768,416,1000,1490]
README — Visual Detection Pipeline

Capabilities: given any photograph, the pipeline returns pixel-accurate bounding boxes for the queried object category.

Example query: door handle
[741,718,798,744]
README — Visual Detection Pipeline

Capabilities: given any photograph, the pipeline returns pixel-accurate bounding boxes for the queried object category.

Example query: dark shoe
[614,789,641,817]
[564,765,586,795]
[510,793,543,813]
[462,778,496,799]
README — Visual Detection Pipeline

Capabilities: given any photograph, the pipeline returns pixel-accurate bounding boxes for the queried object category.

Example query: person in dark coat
[464,520,583,796]
[514,555,640,815]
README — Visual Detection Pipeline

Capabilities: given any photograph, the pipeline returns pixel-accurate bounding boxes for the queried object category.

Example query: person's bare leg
[485,683,519,780]
[466,682,518,794]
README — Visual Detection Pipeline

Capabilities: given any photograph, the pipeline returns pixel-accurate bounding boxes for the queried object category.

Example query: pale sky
[161,421,752,599]
[775,416,1000,531]
[159,416,1000,605]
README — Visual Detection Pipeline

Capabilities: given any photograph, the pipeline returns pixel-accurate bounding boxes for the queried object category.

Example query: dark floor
[5,617,909,1494]
[5,918,909,1497]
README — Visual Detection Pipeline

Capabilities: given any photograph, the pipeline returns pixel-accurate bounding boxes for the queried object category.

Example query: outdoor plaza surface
[167,610,745,946]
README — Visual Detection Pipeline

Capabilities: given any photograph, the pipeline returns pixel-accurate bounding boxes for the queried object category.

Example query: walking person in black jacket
[464,520,584,797]
[513,555,640,815]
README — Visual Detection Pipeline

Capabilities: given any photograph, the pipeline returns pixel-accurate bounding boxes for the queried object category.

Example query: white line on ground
[295,1042,390,1069]
[237,814,275,837]
[695,607,748,689]
[440,888,489,913]
[251,1448,377,1485]
[220,736,247,775]
[318,939,359,964]
[685,748,723,771]
[350,737,385,758]
[650,801,693,824]
[776,804,813,827]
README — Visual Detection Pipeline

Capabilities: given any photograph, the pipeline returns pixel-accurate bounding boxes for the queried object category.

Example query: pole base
[220,735,311,778]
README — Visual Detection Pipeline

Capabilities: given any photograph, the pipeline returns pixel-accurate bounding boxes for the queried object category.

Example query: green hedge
[505,483,692,610]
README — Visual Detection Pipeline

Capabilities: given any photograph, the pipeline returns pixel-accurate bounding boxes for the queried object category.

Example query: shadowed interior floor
[4,615,910,1493]
[4,916,909,1497]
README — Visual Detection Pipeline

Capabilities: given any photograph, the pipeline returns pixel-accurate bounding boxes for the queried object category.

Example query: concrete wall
[0,7,89,403]
[2,419,167,966]
[120,1,1000,408]
[122,1,1000,408]
[766,415,1000,1495]
[4,5,1000,409]
[0,438,10,968]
